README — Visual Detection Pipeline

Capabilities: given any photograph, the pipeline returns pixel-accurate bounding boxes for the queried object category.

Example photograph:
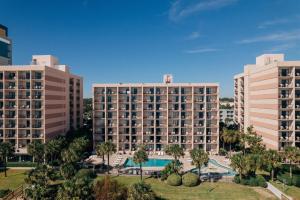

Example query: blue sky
[1,0,300,97]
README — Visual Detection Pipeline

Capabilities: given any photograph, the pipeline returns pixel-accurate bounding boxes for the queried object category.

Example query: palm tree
[103,141,116,174]
[27,140,45,164]
[230,153,247,180]
[284,146,300,178]
[0,142,14,177]
[263,149,281,181]
[165,144,184,173]
[45,138,64,165]
[133,148,148,181]
[96,143,106,167]
[222,129,239,157]
[189,148,209,177]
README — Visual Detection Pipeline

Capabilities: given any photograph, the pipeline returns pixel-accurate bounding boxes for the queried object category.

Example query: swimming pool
[190,159,236,176]
[124,158,172,168]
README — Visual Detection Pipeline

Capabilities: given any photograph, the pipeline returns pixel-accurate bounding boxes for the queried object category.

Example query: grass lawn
[96,176,276,200]
[270,180,300,200]
[0,169,28,190]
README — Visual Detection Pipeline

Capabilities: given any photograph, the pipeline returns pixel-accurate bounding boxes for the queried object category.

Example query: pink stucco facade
[234,54,300,150]
[0,55,83,154]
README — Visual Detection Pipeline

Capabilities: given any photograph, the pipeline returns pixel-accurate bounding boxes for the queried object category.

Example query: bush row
[277,173,300,187]
[167,173,199,187]
[233,175,267,188]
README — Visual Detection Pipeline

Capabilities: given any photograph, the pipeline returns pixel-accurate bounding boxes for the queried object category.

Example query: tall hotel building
[0,55,83,158]
[93,76,219,153]
[234,54,300,150]
[0,24,12,65]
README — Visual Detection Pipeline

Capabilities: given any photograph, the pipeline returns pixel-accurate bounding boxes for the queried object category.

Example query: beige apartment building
[0,55,83,158]
[234,54,300,150]
[93,76,219,153]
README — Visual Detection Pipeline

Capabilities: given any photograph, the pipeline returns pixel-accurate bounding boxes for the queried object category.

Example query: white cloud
[258,15,300,29]
[238,29,300,44]
[186,31,201,40]
[265,43,295,53]
[184,48,220,54]
[169,0,238,21]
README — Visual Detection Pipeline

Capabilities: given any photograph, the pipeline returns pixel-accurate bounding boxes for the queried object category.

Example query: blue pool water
[190,159,236,176]
[124,158,172,167]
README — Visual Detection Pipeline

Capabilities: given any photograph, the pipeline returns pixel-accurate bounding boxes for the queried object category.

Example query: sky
[1,0,300,98]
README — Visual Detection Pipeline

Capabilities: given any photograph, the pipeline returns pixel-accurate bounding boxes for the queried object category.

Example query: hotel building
[0,24,12,65]
[0,55,83,157]
[234,54,300,150]
[93,76,219,153]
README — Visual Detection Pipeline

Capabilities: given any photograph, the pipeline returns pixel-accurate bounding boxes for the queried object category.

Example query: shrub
[233,175,241,184]
[233,175,267,188]
[182,172,199,187]
[75,169,96,179]
[219,148,228,156]
[256,175,267,188]
[292,174,300,187]
[128,181,156,200]
[277,173,293,186]
[0,189,11,198]
[167,173,182,186]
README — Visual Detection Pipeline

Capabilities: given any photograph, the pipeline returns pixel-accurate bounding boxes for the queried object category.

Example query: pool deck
[86,152,234,175]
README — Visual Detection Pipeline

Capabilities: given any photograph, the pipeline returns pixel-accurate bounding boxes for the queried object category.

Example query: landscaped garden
[96,175,276,200]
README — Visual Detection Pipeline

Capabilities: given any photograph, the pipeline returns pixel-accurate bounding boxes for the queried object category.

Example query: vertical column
[179,86,181,145]
[117,86,119,151]
[192,86,194,149]
[129,86,132,151]
[204,86,207,152]
[166,86,169,148]
[104,86,107,142]
[154,87,156,152]
[292,67,296,147]
[141,86,144,147]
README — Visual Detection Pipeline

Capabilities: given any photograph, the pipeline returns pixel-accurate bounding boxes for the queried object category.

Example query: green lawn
[96,176,277,200]
[270,180,300,200]
[0,169,28,190]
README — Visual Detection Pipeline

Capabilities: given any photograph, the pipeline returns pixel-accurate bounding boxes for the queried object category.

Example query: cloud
[265,43,295,53]
[258,15,300,29]
[238,29,300,44]
[184,48,220,54]
[186,32,201,40]
[169,0,238,21]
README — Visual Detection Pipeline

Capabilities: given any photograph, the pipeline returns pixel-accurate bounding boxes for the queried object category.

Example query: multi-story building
[0,24,12,65]
[0,55,83,159]
[234,54,300,150]
[234,73,244,130]
[220,108,234,124]
[93,77,219,153]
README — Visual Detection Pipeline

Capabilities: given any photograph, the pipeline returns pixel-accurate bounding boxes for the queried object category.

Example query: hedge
[182,172,199,187]
[167,174,182,186]
[233,175,267,188]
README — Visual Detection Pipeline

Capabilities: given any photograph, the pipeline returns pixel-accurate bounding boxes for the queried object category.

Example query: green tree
[128,181,155,200]
[189,148,209,177]
[222,129,239,156]
[57,169,94,200]
[263,149,282,181]
[96,143,106,166]
[230,153,248,179]
[284,146,300,178]
[27,140,45,164]
[133,148,148,181]
[94,175,128,200]
[103,141,116,174]
[165,144,184,173]
[24,165,57,200]
[60,163,77,180]
[45,138,64,165]
[0,142,14,177]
